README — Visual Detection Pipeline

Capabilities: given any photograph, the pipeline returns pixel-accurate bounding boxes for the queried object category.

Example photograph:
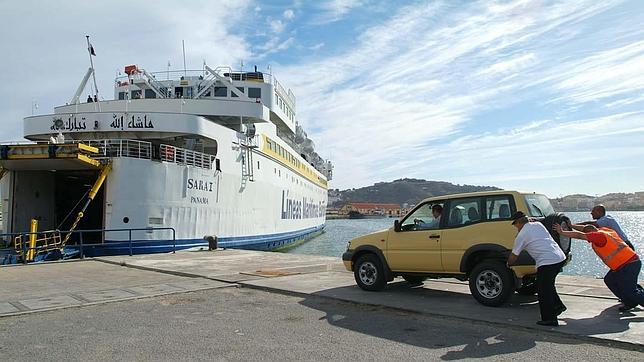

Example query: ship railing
[2,227,176,264]
[83,139,153,160]
[268,76,296,108]
[58,139,213,170]
[115,68,234,84]
[159,144,215,170]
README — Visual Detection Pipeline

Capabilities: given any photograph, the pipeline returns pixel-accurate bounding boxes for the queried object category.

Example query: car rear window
[523,194,555,217]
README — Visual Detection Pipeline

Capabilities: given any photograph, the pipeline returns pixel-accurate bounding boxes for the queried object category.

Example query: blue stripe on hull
[71,225,325,257]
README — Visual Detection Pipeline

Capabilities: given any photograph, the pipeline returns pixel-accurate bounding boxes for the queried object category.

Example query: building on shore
[338,202,403,217]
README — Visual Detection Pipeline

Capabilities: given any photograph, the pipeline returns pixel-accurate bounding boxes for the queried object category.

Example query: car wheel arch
[460,243,509,274]
[352,245,394,281]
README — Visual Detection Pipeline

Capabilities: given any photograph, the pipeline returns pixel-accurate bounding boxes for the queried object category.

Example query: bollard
[205,235,218,251]
[27,219,38,262]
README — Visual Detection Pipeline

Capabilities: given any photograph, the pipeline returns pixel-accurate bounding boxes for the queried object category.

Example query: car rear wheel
[354,254,386,291]
[469,261,514,307]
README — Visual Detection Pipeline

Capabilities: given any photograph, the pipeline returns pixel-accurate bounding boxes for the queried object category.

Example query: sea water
[288,211,644,280]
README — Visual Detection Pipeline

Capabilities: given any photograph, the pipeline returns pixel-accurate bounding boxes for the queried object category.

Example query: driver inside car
[414,204,443,229]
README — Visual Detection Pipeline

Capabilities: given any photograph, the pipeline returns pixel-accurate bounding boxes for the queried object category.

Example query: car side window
[400,202,443,231]
[447,197,482,227]
[486,196,513,221]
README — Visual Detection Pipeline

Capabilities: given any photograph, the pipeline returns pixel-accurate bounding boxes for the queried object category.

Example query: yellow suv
[342,190,571,307]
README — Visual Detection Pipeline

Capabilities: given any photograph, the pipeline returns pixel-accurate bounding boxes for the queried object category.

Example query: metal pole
[182,40,187,77]
[85,35,101,111]
[79,231,84,259]
[22,234,27,265]
[173,229,176,253]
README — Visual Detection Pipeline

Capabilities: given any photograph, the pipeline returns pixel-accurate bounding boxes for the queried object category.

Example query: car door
[439,197,484,272]
[386,202,443,272]
[439,195,518,272]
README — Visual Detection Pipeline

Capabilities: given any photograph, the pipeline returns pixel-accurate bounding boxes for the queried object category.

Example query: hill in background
[328,179,644,211]
[328,178,500,207]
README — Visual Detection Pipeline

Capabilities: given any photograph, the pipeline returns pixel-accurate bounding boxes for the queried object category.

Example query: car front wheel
[469,261,515,307]
[354,254,386,291]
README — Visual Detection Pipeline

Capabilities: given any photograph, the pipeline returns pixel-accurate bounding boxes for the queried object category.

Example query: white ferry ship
[0,61,331,259]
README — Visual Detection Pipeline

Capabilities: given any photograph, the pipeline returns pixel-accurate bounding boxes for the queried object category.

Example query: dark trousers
[604,259,644,307]
[537,261,565,321]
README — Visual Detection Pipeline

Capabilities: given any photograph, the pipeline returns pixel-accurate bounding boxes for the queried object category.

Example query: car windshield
[524,194,555,217]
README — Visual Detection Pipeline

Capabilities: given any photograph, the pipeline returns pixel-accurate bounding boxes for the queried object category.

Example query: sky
[0,0,643,198]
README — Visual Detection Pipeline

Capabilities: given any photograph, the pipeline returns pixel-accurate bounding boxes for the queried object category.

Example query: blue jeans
[604,259,644,307]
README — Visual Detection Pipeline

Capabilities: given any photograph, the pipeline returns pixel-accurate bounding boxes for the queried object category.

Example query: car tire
[469,261,515,307]
[516,277,538,295]
[354,254,386,291]
[402,275,426,285]
[540,213,572,254]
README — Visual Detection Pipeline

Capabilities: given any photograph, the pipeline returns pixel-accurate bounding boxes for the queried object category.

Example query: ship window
[214,87,227,97]
[248,87,261,98]
[185,87,193,98]
[174,87,183,98]
[131,90,142,99]
[118,92,126,100]
[231,87,244,98]
[144,89,157,99]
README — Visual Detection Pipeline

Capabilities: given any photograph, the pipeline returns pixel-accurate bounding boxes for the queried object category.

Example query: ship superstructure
[0,63,332,258]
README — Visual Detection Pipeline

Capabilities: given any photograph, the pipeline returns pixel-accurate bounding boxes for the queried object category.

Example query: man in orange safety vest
[554,224,643,312]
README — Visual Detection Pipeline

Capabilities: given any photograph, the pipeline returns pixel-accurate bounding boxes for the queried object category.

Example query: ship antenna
[85,35,100,111]
[182,40,187,77]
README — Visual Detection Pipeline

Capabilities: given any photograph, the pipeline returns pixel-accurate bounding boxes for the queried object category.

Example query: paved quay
[2,249,643,350]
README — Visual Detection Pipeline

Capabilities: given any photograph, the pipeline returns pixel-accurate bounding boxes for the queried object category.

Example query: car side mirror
[394,219,401,232]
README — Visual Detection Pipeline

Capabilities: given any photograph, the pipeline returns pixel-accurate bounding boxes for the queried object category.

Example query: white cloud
[312,0,364,24]
[274,0,640,195]
[283,9,295,19]
[550,41,644,105]
[477,53,537,77]
[309,42,325,50]
[269,19,285,33]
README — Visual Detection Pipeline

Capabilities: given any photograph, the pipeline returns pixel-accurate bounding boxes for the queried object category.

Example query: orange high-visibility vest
[592,228,637,271]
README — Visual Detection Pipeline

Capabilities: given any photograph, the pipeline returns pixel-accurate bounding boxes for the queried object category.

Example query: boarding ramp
[0,142,110,263]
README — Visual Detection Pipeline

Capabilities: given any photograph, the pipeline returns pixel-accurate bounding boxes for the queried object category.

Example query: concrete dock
[1,249,642,350]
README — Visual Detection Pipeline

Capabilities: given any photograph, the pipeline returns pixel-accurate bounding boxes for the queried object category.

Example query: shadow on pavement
[561,305,644,335]
[298,281,584,360]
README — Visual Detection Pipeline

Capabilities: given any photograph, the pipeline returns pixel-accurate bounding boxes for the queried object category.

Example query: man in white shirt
[507,211,567,326]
